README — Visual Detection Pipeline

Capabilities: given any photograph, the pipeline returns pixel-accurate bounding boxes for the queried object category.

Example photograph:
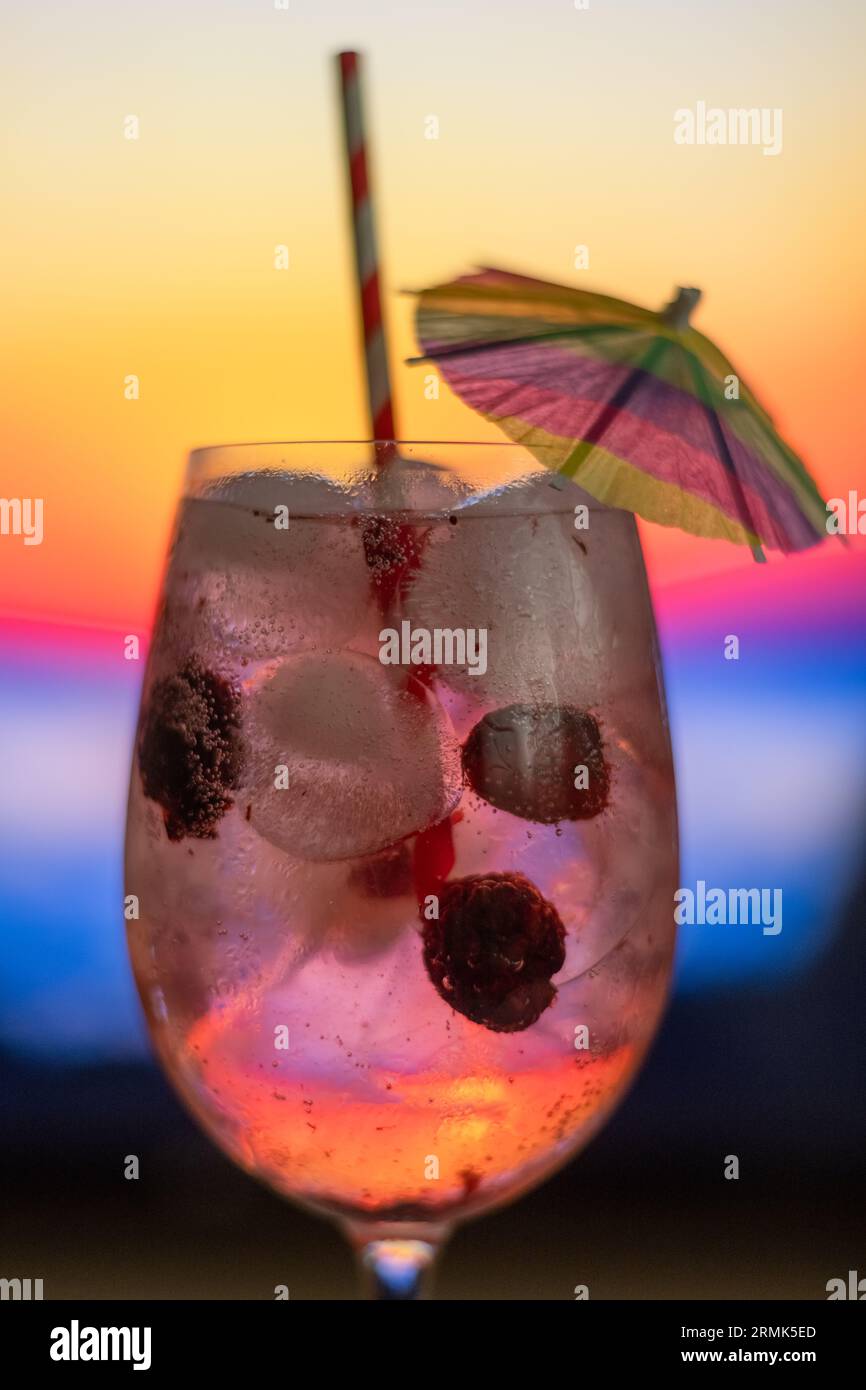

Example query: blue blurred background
[3,545,864,1055]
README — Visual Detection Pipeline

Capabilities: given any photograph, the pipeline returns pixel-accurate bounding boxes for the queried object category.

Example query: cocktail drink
[125,441,678,1296]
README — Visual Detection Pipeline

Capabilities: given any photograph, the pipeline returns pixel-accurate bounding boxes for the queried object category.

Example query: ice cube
[162,472,376,661]
[243,650,462,861]
[403,476,652,707]
[402,499,594,705]
[456,470,592,516]
[189,470,356,563]
[357,452,473,515]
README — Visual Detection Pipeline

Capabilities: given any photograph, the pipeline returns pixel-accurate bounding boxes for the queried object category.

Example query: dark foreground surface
[3,868,865,1301]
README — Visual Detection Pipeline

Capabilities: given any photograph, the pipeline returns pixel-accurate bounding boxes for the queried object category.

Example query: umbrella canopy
[413,268,829,557]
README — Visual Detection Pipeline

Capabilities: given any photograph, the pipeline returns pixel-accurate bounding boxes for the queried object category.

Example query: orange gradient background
[2,0,864,629]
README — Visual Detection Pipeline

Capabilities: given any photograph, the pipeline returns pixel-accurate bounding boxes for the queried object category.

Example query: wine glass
[125,441,678,1299]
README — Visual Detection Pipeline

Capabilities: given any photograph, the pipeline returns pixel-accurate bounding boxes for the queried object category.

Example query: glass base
[358,1239,438,1300]
[343,1222,449,1299]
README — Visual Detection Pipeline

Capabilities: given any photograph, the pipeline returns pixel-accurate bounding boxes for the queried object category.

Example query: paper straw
[336,51,396,442]
[336,51,455,879]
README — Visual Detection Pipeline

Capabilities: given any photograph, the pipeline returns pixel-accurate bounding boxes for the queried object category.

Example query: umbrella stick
[558,337,671,480]
[684,352,766,563]
[405,321,635,365]
[561,340,766,563]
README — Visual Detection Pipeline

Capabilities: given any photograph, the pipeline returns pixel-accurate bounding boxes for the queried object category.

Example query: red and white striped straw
[336,50,396,443]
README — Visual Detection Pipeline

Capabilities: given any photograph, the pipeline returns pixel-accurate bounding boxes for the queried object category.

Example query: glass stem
[356,1238,439,1300]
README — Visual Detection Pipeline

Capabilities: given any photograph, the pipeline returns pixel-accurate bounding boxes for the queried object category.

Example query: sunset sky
[2,0,864,627]
[2,1,865,1059]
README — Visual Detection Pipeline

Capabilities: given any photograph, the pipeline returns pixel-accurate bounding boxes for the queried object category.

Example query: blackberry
[138,658,243,841]
[422,872,566,1033]
[462,704,610,823]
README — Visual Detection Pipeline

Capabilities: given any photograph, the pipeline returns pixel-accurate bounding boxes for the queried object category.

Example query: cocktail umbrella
[413,268,829,560]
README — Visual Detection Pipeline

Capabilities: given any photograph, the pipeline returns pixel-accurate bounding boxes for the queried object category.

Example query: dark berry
[462,704,610,823]
[138,658,243,841]
[422,872,566,1033]
[350,842,414,898]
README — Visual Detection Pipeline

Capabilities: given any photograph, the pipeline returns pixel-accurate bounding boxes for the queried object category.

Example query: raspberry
[138,658,244,841]
[462,704,610,823]
[422,872,566,1032]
